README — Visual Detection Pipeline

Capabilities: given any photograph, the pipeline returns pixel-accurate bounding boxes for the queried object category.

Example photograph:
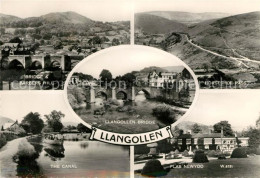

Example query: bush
[207,150,217,157]
[256,147,260,155]
[141,159,167,177]
[231,147,247,158]
[17,140,36,157]
[152,104,177,124]
[182,150,189,157]
[193,150,209,163]
[0,134,7,148]
[107,99,120,106]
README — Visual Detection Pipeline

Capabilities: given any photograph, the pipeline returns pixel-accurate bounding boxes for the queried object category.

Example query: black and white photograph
[65,46,198,134]
[134,0,260,89]
[0,92,130,177]
[1,0,260,177]
[134,91,260,177]
[0,0,130,90]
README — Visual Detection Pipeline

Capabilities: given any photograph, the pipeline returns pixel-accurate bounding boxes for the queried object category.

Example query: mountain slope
[146,11,230,25]
[0,13,21,24]
[135,13,188,34]
[189,11,260,61]
[39,11,93,24]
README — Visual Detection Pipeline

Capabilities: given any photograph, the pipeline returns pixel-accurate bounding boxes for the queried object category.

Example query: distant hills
[135,11,260,69]
[144,11,230,24]
[39,11,93,24]
[0,11,128,29]
[138,66,185,74]
[135,13,188,34]
[0,11,96,27]
[0,116,15,128]
[0,13,21,23]
[174,121,212,134]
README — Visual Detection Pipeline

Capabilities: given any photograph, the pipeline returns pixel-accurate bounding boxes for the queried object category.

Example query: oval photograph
[65,45,199,134]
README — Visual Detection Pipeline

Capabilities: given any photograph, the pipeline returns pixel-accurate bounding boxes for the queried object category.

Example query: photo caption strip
[90,126,173,145]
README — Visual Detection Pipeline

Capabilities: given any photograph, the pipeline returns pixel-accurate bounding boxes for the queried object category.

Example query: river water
[0,135,130,177]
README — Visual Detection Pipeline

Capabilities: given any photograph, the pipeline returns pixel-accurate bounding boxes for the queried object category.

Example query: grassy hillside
[190,11,260,61]
[135,13,188,34]
[39,11,93,24]
[146,11,230,25]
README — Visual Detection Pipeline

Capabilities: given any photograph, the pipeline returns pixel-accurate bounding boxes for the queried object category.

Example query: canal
[0,135,130,177]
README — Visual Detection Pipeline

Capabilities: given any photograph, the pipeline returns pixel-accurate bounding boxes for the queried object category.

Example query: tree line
[19,110,90,134]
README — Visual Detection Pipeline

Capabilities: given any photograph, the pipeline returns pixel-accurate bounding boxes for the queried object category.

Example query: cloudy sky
[0,0,131,22]
[186,90,260,131]
[73,45,185,79]
[0,91,77,124]
[135,0,260,14]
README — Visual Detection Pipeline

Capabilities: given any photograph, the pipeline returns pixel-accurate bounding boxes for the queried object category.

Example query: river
[0,135,130,177]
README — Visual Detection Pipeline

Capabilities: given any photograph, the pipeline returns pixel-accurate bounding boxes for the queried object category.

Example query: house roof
[192,133,222,138]
[3,122,14,130]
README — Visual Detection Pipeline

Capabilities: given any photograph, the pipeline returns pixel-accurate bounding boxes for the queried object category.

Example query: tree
[243,127,260,149]
[99,69,113,83]
[44,110,64,132]
[9,36,22,44]
[92,36,101,46]
[53,40,63,49]
[77,123,91,133]
[191,123,202,134]
[213,121,234,136]
[121,72,136,87]
[21,112,44,134]
[112,38,120,46]
[67,125,77,130]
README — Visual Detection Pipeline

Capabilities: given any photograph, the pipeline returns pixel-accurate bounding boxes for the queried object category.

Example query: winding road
[182,34,260,68]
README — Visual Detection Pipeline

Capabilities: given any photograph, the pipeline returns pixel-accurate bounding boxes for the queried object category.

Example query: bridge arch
[96,91,108,100]
[116,91,128,100]
[135,88,151,99]
[8,59,24,69]
[50,60,61,70]
[30,60,43,69]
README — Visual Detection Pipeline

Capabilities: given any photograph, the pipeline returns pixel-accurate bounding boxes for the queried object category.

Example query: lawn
[135,155,260,177]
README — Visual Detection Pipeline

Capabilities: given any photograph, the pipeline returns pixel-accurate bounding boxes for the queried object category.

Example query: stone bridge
[88,86,183,103]
[7,55,72,71]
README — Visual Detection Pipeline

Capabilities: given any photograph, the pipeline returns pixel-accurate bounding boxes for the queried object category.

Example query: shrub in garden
[0,134,7,148]
[231,147,247,158]
[141,159,167,177]
[152,104,177,124]
[182,150,189,157]
[207,150,217,157]
[193,150,209,163]
[256,147,260,155]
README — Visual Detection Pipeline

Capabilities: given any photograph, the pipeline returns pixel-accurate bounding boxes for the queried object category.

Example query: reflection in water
[44,144,65,161]
[34,136,129,177]
[1,135,129,177]
[15,136,44,177]
[135,91,147,102]
[80,142,89,149]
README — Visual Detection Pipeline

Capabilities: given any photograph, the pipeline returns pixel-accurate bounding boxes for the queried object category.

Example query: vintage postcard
[1,0,260,178]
